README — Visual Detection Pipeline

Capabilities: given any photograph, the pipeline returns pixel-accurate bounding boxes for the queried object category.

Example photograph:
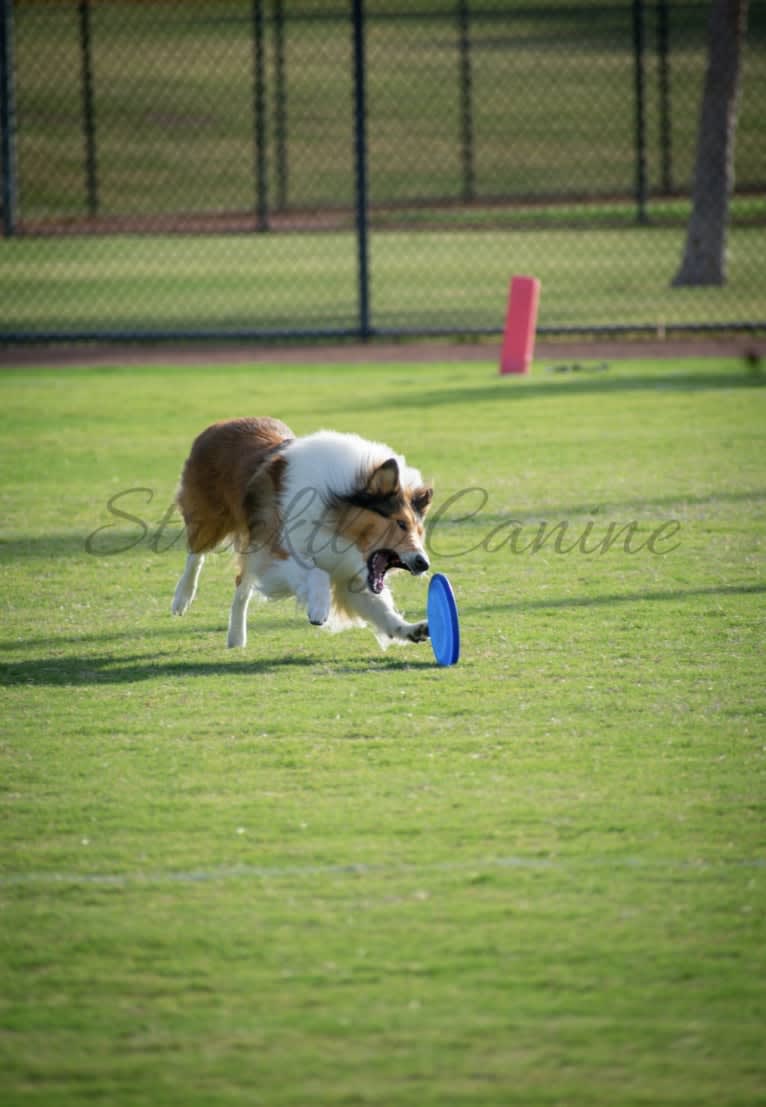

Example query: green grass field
[1,354,765,1105]
[4,222,766,336]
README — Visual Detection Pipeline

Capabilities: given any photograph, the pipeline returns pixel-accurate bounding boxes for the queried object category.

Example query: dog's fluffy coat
[172,418,433,648]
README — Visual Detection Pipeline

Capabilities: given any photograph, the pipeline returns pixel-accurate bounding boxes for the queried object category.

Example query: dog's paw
[227,625,247,648]
[307,599,330,627]
[306,568,331,627]
[171,586,195,616]
[405,620,429,643]
[308,599,330,626]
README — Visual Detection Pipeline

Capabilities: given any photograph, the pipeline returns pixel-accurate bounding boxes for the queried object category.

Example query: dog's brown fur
[176,417,293,555]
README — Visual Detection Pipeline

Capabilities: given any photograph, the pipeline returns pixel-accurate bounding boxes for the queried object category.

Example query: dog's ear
[412,485,434,517]
[366,458,400,498]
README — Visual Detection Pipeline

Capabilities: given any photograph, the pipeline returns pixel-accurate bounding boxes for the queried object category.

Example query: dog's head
[337,457,433,593]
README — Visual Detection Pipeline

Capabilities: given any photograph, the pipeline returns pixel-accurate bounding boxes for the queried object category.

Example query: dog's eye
[396,519,407,531]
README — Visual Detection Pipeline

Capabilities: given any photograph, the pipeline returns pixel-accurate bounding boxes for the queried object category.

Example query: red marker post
[500,275,541,375]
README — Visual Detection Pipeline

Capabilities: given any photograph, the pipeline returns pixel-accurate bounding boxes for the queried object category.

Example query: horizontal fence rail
[0,0,764,343]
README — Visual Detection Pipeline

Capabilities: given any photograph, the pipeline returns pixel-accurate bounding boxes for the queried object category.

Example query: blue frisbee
[427,573,460,667]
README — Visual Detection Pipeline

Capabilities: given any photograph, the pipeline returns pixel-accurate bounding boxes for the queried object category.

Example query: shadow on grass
[344,368,765,413]
[0,619,291,654]
[330,656,435,674]
[519,488,766,520]
[5,485,765,564]
[1,531,189,561]
[0,650,322,686]
[428,488,766,533]
[465,582,766,615]
[1,532,105,561]
[1,644,438,685]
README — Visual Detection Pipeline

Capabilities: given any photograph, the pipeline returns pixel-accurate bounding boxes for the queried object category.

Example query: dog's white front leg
[255,555,331,628]
[306,565,332,626]
[342,584,429,644]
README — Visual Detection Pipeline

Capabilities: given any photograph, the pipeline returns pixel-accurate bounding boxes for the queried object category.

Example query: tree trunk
[672,0,748,286]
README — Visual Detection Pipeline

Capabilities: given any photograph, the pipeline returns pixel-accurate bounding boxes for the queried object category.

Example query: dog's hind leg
[172,553,206,615]
[227,565,257,648]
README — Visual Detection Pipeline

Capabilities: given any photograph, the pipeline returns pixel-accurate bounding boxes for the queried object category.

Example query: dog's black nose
[411,553,429,575]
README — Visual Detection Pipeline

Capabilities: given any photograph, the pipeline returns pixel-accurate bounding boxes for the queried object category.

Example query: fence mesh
[2,0,765,342]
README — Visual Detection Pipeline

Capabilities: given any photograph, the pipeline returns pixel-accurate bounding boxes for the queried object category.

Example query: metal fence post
[78,0,99,217]
[656,0,673,195]
[632,0,649,224]
[251,0,269,231]
[457,0,474,203]
[351,0,371,339]
[0,0,17,236]
[273,0,287,211]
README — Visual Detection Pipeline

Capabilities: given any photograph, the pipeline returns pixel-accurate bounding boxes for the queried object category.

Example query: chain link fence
[1,0,765,343]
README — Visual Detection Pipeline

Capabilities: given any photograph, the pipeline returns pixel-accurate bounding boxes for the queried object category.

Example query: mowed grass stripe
[3,852,764,891]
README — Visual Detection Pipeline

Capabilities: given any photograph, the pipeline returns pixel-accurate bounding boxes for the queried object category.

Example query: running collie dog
[171,418,433,648]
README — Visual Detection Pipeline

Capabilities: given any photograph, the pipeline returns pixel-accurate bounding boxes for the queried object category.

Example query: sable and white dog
[171,418,433,648]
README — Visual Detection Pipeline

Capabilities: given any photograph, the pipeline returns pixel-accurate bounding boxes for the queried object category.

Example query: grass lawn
[1,354,765,1105]
[3,223,766,337]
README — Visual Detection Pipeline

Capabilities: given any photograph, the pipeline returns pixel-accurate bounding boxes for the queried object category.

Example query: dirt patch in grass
[1,335,764,371]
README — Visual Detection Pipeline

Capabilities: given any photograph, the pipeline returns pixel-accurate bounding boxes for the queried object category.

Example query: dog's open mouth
[367,549,408,594]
